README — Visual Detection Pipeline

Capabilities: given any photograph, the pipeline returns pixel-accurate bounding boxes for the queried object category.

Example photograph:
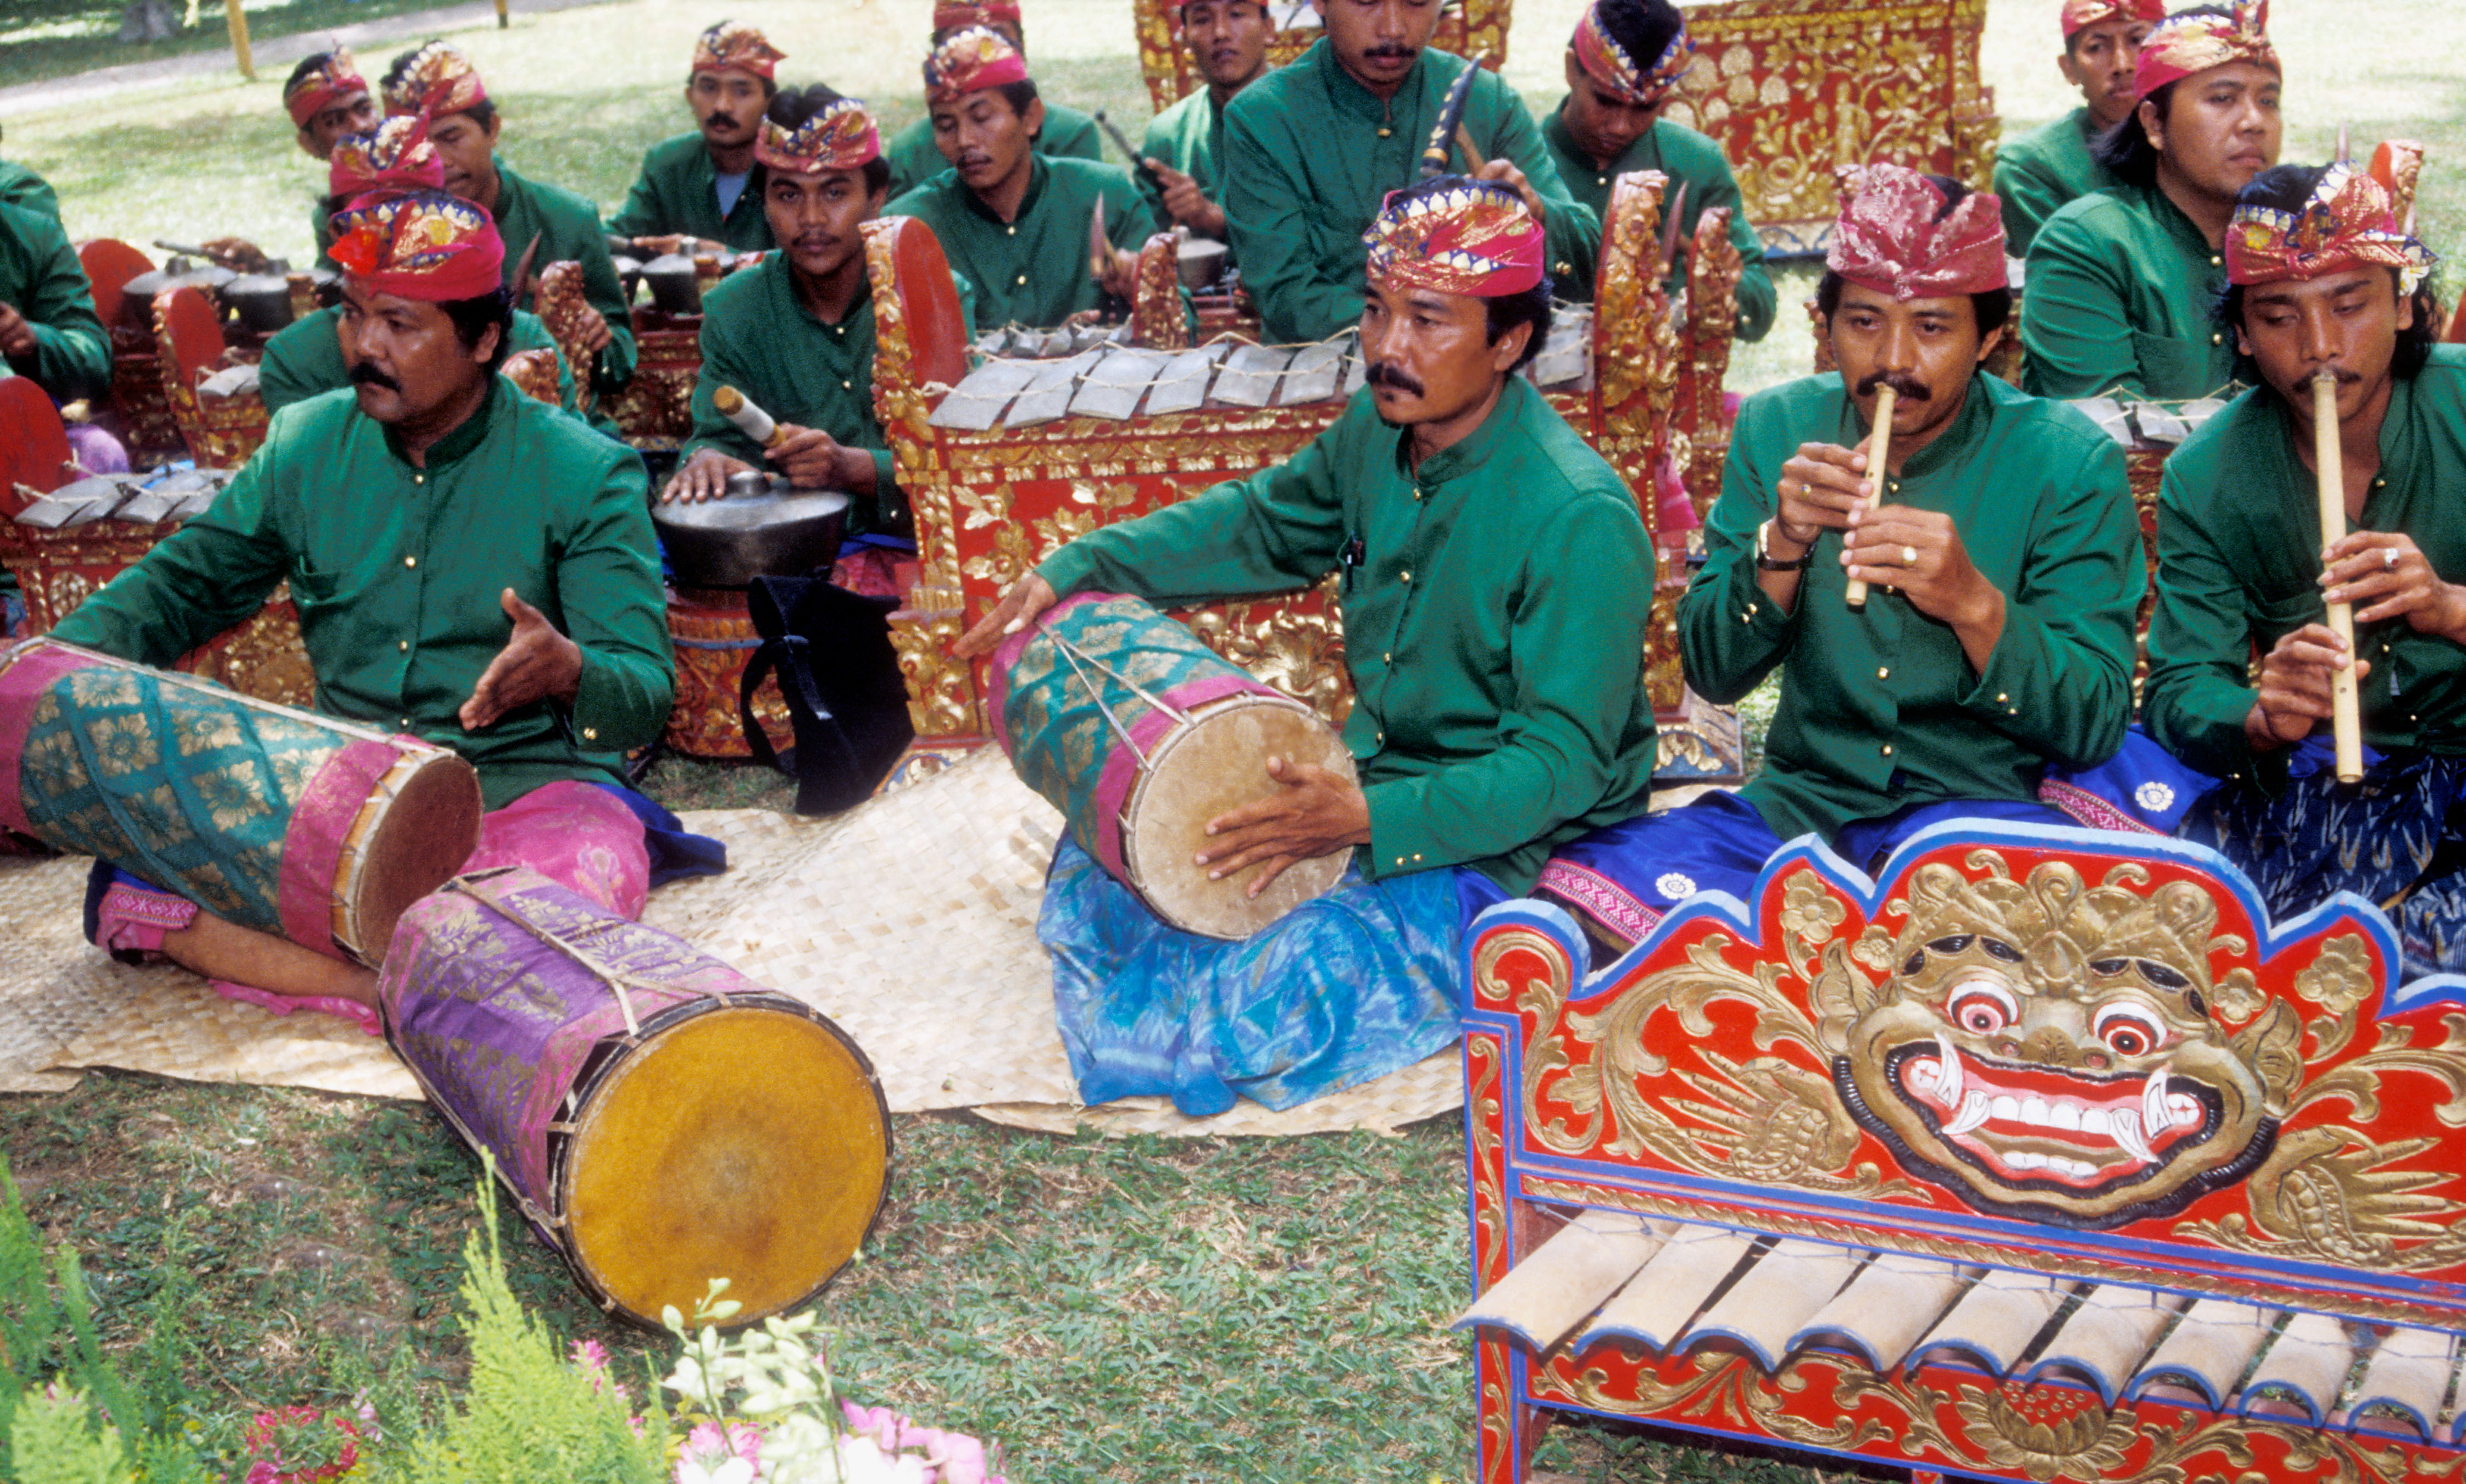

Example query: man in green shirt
[1136,0,1271,254]
[664,88,907,540]
[0,129,61,225]
[383,41,637,390]
[1539,168,2141,952]
[606,21,785,257]
[881,0,1103,197]
[0,199,109,407]
[954,179,1656,1113]
[1536,0,1770,336]
[1995,0,2159,255]
[882,27,1153,330]
[53,188,700,1023]
[288,49,384,263]
[2021,2,2280,401]
[2140,162,2466,976]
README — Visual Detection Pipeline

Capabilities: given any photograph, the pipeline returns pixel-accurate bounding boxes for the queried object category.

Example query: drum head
[563,1003,890,1327]
[1124,694,1356,940]
[345,753,482,965]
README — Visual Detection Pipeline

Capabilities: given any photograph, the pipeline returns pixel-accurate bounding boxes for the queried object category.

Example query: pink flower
[570,1338,612,1374]
[836,1404,1001,1484]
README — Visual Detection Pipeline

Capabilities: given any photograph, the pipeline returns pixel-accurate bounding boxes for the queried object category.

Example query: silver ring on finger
[2386,548,2400,569]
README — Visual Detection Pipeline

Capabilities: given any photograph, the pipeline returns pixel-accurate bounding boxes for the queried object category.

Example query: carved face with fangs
[1833,863,2301,1229]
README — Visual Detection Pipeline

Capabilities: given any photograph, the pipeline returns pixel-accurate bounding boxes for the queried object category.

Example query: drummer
[50,188,717,1028]
[605,21,787,257]
[956,179,1658,1113]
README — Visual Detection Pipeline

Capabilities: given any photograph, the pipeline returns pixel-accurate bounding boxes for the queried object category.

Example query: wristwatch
[1756,519,1813,571]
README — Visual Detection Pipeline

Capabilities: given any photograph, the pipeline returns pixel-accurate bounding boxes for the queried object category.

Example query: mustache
[2300,368,2362,390]
[1854,370,1930,403]
[1362,43,1415,59]
[348,361,402,393]
[1366,360,1425,396]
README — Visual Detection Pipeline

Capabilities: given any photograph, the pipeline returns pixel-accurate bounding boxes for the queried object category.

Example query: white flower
[1654,871,1697,901]
[833,1436,928,1484]
[2134,781,2176,813]
[675,1459,756,1484]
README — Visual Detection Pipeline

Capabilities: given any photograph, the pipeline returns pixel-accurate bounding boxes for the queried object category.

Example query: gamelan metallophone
[1457,820,2466,1483]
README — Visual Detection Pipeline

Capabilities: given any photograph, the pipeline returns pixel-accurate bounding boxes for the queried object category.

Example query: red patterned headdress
[1567,3,1693,105]
[1826,164,2008,300]
[329,189,505,302]
[285,46,370,129]
[2060,0,2164,37]
[755,98,883,176]
[2225,163,2434,293]
[924,26,1030,105]
[1363,179,1545,298]
[329,113,447,198]
[692,20,786,80]
[2135,0,2275,101]
[932,0,1023,32]
[383,41,489,118]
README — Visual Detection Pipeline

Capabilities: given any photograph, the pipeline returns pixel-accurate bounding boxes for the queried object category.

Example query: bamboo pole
[222,0,254,79]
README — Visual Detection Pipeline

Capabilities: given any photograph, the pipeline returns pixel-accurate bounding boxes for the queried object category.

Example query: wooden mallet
[713,384,789,451]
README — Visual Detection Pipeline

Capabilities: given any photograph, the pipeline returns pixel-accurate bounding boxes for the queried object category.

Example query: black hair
[767,84,893,197]
[2091,80,2171,187]
[1589,0,1685,68]
[440,284,515,373]
[286,51,345,94]
[383,47,497,130]
[1383,176,1554,372]
[2213,163,2441,383]
[1814,174,2013,336]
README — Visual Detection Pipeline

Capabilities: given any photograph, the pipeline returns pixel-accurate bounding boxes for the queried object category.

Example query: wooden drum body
[380,866,890,1327]
[663,586,792,759]
[990,592,1356,940]
[0,638,480,965]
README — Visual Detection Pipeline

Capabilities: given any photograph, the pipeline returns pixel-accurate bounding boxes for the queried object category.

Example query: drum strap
[1048,631,1194,769]
[445,873,708,1041]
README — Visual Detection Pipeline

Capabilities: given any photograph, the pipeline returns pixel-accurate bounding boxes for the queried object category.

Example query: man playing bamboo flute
[2140,162,2466,978]
[1536,167,2143,954]
[954,180,1657,1115]
[606,21,788,256]
[1995,0,2162,255]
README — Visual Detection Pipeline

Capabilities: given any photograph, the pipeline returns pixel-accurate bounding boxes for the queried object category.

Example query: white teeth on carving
[1998,1150,2099,1177]
[2080,1107,2111,1136]
[2110,1108,2157,1165]
[1989,1094,2020,1121]
[1945,1091,1992,1136]
[1932,1038,1962,1109]
[2143,1074,2175,1135]
[2051,1101,2082,1132]
[2168,1091,2201,1126]
[2019,1096,2050,1126]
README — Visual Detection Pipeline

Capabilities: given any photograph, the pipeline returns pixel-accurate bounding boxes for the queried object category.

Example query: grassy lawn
[0,0,473,94]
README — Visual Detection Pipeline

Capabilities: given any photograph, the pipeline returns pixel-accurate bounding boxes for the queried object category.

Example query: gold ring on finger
[1902,545,1919,566]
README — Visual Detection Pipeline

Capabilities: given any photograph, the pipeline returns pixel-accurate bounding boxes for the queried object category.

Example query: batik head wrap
[285,47,370,129]
[932,0,1023,33]
[2134,1,2275,101]
[1363,178,1545,298]
[755,98,883,175]
[383,41,488,119]
[328,113,447,198]
[1826,164,2008,300]
[924,27,1030,106]
[2060,0,2164,38]
[2225,163,2435,294]
[692,21,786,81]
[329,188,505,302]
[1567,3,1693,105]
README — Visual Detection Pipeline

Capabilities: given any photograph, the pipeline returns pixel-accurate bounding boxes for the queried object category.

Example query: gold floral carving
[150,295,268,468]
[1675,205,1743,518]
[602,325,701,446]
[1129,232,1190,351]
[534,262,599,417]
[1180,580,1351,727]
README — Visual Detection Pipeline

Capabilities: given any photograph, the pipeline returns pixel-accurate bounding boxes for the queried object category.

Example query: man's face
[2142,60,2281,206]
[686,69,769,152]
[931,90,1041,194]
[1558,52,1665,163]
[297,90,382,160]
[1312,0,1441,95]
[1359,279,1526,427]
[2236,267,2411,427]
[335,279,497,427]
[428,110,503,202]
[1826,281,1998,445]
[2056,20,2151,129]
[765,169,883,281]
[1179,0,1272,91]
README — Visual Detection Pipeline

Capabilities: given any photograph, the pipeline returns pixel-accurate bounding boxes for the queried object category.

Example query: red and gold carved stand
[662,586,795,759]
[604,316,702,450]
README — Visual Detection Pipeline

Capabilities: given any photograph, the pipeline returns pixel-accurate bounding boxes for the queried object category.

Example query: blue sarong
[1038,838,1497,1116]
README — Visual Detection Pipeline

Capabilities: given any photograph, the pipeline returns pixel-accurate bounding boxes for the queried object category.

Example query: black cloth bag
[738,575,915,815]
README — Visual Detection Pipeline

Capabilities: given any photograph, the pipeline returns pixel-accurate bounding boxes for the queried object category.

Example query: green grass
[0,0,468,94]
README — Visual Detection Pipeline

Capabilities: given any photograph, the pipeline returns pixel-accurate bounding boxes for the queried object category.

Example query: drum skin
[379,866,890,1328]
[989,592,1356,939]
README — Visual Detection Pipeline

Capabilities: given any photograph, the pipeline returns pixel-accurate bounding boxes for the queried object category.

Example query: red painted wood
[0,379,74,504]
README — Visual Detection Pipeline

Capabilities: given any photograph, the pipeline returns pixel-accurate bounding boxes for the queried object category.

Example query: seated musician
[1538,168,2143,952]
[954,180,1658,1113]
[49,190,714,1027]
[2021,2,2280,401]
[2141,163,2466,977]
[381,42,636,391]
[881,0,1103,198]
[1136,0,1273,252]
[1995,0,2160,255]
[882,28,1154,331]
[1223,0,1596,345]
[289,49,384,265]
[661,89,908,541]
[1,193,121,472]
[0,127,60,224]
[1538,0,1773,339]
[606,22,786,257]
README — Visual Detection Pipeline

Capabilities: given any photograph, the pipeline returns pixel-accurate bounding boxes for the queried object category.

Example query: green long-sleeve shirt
[257,304,598,436]
[885,155,1158,330]
[490,158,639,390]
[49,381,671,810]
[1035,375,1659,893]
[1683,371,2143,843]
[2145,347,2466,788]
[1538,105,1773,340]
[1223,42,1600,345]
[881,104,1103,199]
[0,160,60,225]
[0,199,109,404]
[606,132,776,253]
[679,251,905,537]
[2021,180,2235,402]
[1995,108,2120,257]
[1137,86,1231,253]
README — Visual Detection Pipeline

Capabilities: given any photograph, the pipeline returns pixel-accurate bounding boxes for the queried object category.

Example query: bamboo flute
[2313,374,2365,782]
[1844,385,1897,610]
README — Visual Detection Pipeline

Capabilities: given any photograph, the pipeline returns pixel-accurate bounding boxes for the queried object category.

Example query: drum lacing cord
[1046,630,1194,770]
[447,875,658,1042]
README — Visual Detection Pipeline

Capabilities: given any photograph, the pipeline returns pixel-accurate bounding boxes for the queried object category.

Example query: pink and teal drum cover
[988,593,1276,879]
[0,640,423,957]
